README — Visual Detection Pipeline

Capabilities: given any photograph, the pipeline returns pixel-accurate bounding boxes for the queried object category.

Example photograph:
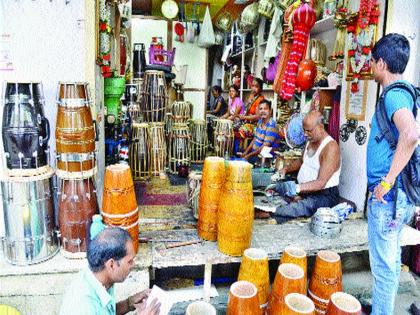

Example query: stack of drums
[141,70,168,123]
[0,82,58,265]
[149,122,167,176]
[170,100,192,124]
[55,82,98,258]
[168,123,191,174]
[102,164,139,253]
[129,123,151,180]
[190,119,208,164]
[214,119,234,157]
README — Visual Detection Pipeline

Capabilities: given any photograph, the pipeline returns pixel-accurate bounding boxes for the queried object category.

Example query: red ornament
[362,46,371,54]
[348,50,356,57]
[296,59,317,91]
[351,82,359,93]
[102,54,111,61]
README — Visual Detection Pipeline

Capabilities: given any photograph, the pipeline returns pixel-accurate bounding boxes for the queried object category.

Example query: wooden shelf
[311,16,335,35]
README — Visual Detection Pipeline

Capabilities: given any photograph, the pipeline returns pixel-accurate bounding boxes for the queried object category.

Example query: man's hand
[373,182,391,204]
[274,181,297,197]
[136,298,160,315]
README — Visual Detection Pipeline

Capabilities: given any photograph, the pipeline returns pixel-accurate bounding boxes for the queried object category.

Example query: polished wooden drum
[102,164,139,253]
[309,250,343,315]
[217,161,253,256]
[170,100,192,123]
[326,292,361,315]
[190,119,208,164]
[281,245,308,287]
[129,123,151,181]
[142,70,168,122]
[227,281,261,315]
[198,157,225,241]
[168,123,191,174]
[187,171,202,219]
[149,122,167,176]
[283,293,316,315]
[214,119,234,157]
[58,176,97,258]
[57,82,90,105]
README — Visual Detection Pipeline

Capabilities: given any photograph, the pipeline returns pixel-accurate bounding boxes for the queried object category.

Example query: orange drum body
[58,177,97,257]
[102,164,139,253]
[326,292,361,315]
[283,293,316,315]
[227,281,261,315]
[281,246,308,286]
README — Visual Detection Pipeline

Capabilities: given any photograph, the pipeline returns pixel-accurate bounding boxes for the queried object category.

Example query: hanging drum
[141,70,168,122]
[129,123,151,181]
[149,122,167,176]
[58,175,97,258]
[214,119,234,157]
[190,119,208,164]
[0,167,59,265]
[170,101,192,124]
[2,82,50,172]
[168,123,191,174]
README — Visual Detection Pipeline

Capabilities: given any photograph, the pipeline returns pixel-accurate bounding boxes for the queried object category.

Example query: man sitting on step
[256,111,341,223]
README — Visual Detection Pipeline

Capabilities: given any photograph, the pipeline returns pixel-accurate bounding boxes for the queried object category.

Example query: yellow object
[380,179,393,190]
[198,157,226,241]
[218,161,254,256]
[0,305,21,315]
[238,248,270,307]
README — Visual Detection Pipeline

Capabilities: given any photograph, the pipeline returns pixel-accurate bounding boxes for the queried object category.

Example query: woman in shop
[207,85,228,149]
[222,85,244,120]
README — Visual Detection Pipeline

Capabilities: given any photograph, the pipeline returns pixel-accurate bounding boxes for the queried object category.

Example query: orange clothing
[246,94,265,116]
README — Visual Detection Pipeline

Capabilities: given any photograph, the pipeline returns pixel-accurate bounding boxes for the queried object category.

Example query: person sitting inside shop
[256,111,341,222]
[240,100,280,164]
[60,227,160,315]
[222,85,244,120]
[208,85,228,117]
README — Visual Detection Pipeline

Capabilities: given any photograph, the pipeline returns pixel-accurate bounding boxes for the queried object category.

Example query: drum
[129,123,151,181]
[280,246,308,285]
[57,82,90,106]
[214,119,234,157]
[308,250,343,315]
[124,83,139,103]
[102,164,139,253]
[142,70,168,122]
[0,167,58,265]
[186,301,216,315]
[58,176,97,258]
[149,122,167,176]
[164,112,173,139]
[190,119,208,164]
[283,293,316,315]
[326,292,361,315]
[56,152,96,176]
[187,171,202,219]
[227,281,260,315]
[168,123,190,174]
[170,101,192,123]
[217,161,253,256]
[2,82,50,170]
[198,157,225,241]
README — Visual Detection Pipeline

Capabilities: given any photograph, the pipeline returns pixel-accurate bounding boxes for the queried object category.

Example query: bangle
[128,296,136,312]
[380,179,393,190]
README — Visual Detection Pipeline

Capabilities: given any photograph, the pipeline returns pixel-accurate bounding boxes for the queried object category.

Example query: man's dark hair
[212,85,222,94]
[87,227,131,272]
[259,99,271,111]
[371,33,410,74]
[253,77,264,90]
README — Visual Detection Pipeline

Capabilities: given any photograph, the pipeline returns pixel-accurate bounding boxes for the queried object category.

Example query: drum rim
[144,70,165,75]
[57,81,89,85]
[0,166,54,182]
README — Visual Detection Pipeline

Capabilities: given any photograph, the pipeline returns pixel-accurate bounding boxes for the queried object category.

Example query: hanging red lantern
[296,59,317,91]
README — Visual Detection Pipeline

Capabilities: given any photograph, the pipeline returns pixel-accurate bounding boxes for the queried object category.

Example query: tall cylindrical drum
[102,164,139,253]
[217,161,253,256]
[58,176,97,258]
[281,245,308,287]
[190,119,208,164]
[168,123,190,174]
[0,167,58,265]
[187,171,202,219]
[142,70,168,122]
[227,281,261,315]
[326,292,361,315]
[214,119,234,157]
[238,248,270,309]
[197,157,225,241]
[129,123,151,180]
[309,250,343,315]
[170,101,192,123]
[149,122,167,176]
[283,293,316,315]
[2,82,50,171]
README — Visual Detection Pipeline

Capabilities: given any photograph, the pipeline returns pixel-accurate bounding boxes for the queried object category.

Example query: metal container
[0,168,59,265]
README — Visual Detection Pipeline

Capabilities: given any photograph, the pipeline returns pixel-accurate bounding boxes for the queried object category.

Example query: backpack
[375,81,420,206]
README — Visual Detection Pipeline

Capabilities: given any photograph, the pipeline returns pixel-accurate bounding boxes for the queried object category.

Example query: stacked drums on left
[1,82,58,265]
[55,82,98,259]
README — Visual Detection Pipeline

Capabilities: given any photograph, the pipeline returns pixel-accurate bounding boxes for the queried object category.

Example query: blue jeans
[368,188,415,315]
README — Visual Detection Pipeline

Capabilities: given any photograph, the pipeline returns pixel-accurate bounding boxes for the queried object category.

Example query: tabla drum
[141,70,168,122]
[170,101,192,123]
[168,123,191,174]
[149,122,167,176]
[214,119,234,157]
[0,167,59,265]
[2,82,50,171]
[190,119,208,164]
[187,171,202,220]
[58,175,97,258]
[129,123,151,181]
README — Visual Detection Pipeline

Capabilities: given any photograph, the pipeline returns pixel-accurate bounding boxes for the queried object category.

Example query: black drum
[2,82,50,169]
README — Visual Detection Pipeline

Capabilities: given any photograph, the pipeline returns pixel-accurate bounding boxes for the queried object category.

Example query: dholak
[308,250,343,315]
[187,171,202,219]
[217,161,253,256]
[283,293,316,315]
[0,167,59,265]
[2,82,50,171]
[214,119,234,157]
[190,119,208,164]
[129,123,151,181]
[58,175,97,258]
[102,164,139,253]
[227,281,261,315]
[168,123,191,174]
[281,245,308,287]
[57,82,90,105]
[170,101,192,123]
[141,70,168,122]
[149,122,167,176]
[326,292,361,315]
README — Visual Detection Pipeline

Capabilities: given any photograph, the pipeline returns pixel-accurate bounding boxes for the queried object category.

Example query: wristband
[380,179,393,190]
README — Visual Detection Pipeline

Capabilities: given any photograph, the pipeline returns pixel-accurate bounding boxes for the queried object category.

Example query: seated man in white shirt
[256,111,341,223]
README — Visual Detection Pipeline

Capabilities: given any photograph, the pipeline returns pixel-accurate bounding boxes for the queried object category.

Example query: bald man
[258,111,341,222]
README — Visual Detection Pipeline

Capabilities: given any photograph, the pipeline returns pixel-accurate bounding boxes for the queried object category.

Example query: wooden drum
[187,171,202,219]
[281,245,308,287]
[214,119,234,157]
[217,161,253,256]
[102,164,139,253]
[170,100,192,123]
[58,176,97,258]
[198,157,225,241]
[190,119,208,164]
[326,292,361,315]
[283,293,316,315]
[168,123,191,174]
[149,122,167,176]
[57,82,90,105]
[129,123,151,181]
[227,281,261,315]
[142,70,168,122]
[308,250,343,315]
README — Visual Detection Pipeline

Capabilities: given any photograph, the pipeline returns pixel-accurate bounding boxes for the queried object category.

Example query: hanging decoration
[346,0,380,93]
[161,0,179,20]
[98,0,112,77]
[329,1,353,61]
[355,126,367,145]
